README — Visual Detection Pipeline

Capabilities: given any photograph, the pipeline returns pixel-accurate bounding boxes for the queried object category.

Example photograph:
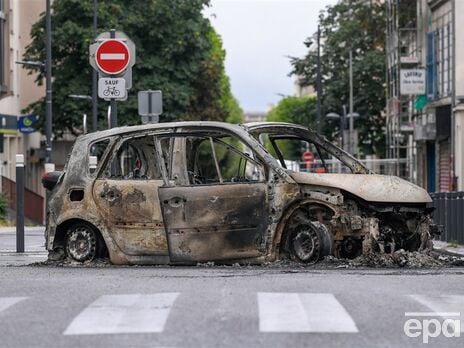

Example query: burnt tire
[65,222,101,262]
[289,222,333,264]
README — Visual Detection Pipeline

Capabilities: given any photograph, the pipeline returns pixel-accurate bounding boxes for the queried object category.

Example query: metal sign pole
[92,0,98,131]
[15,155,25,253]
[109,29,118,128]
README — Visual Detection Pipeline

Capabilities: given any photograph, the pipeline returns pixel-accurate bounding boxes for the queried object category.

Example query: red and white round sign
[302,151,315,162]
[95,39,130,75]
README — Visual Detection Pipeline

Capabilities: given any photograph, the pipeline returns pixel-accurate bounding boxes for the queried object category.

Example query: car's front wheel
[65,222,100,262]
[289,222,333,264]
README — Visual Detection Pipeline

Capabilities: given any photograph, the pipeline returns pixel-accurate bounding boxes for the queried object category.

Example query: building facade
[386,0,464,192]
[0,0,45,194]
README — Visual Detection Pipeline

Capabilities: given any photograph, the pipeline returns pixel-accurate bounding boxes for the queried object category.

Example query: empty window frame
[103,136,162,180]
[159,134,264,186]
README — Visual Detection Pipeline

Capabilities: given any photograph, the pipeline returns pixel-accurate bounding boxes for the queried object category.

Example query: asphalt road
[1,265,463,348]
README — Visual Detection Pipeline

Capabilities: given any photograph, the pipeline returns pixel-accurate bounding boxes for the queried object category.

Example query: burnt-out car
[43,121,439,264]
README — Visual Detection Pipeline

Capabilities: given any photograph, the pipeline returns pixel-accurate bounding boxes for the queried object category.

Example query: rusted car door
[93,135,168,256]
[157,133,269,263]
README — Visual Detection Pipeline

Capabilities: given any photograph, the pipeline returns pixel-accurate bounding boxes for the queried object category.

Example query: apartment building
[0,0,45,194]
[386,0,464,192]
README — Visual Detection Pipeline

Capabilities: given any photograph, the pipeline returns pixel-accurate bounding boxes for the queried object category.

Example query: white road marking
[0,297,27,313]
[410,295,464,332]
[64,293,179,335]
[258,293,358,333]
[100,53,125,60]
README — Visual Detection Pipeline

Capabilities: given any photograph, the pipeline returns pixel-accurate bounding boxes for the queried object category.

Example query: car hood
[290,172,432,203]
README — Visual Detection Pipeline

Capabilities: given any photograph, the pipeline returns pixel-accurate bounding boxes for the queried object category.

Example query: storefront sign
[17,115,38,134]
[400,69,426,95]
[0,114,18,135]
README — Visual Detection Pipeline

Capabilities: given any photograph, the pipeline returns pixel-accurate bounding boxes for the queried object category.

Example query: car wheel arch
[272,199,337,260]
[53,218,109,259]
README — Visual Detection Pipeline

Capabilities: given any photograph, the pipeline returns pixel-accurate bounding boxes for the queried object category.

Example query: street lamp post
[316,25,322,134]
[304,25,323,134]
[348,49,354,155]
[69,94,92,134]
[326,112,344,149]
[45,0,52,163]
[326,106,358,153]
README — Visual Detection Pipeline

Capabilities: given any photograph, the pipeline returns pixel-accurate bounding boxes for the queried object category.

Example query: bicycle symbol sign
[98,77,126,100]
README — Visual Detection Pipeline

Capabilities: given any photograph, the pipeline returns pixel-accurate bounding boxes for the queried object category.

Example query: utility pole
[349,49,354,155]
[342,104,347,151]
[316,25,322,134]
[92,0,98,132]
[45,0,52,163]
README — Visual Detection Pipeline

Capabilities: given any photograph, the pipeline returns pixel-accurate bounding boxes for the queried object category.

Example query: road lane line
[410,295,464,332]
[64,293,179,335]
[258,293,358,333]
[0,297,27,313]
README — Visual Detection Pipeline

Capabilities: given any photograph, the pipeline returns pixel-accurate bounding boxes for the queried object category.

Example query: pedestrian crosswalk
[0,297,27,313]
[257,293,358,333]
[64,293,179,335]
[0,293,462,336]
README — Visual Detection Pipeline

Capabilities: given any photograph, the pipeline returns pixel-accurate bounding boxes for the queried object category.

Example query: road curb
[433,240,464,258]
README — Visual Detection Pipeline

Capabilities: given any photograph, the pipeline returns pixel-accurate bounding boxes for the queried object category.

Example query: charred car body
[43,122,440,264]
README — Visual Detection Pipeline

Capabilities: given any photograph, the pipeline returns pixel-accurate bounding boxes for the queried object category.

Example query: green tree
[267,96,316,127]
[23,0,242,137]
[266,96,316,158]
[290,0,386,156]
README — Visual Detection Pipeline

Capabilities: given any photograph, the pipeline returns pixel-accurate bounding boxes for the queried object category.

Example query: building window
[431,2,453,99]
[426,32,436,99]
[0,0,6,92]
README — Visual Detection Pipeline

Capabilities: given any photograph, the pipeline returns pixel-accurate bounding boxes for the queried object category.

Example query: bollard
[15,154,25,253]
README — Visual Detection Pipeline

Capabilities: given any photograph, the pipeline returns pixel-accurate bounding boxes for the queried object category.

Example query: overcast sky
[204,0,338,113]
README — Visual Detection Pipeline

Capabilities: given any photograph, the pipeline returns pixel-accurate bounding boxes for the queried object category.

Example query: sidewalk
[0,226,48,266]
[433,240,464,257]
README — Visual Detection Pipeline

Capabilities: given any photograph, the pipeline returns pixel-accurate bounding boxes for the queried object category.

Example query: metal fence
[429,192,464,244]
[292,158,409,179]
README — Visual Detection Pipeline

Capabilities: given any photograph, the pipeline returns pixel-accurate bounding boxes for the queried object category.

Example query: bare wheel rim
[292,226,320,263]
[66,225,97,262]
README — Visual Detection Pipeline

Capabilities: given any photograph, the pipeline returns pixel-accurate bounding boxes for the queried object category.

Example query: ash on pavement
[28,249,464,269]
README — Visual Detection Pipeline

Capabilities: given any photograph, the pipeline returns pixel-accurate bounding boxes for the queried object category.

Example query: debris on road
[28,248,464,269]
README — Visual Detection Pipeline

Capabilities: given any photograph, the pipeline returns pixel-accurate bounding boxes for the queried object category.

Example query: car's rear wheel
[65,223,99,262]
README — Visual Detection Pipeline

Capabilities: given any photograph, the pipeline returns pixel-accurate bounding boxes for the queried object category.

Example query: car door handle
[100,190,119,201]
[164,197,185,207]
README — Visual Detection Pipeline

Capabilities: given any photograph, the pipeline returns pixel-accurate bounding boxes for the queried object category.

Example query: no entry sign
[302,151,315,162]
[95,39,130,75]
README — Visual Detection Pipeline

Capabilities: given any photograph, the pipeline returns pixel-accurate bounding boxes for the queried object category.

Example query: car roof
[244,121,308,131]
[78,121,313,143]
[78,121,247,142]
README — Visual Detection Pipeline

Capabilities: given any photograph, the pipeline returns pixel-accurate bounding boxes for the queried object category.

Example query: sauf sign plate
[400,69,426,95]
[98,78,126,100]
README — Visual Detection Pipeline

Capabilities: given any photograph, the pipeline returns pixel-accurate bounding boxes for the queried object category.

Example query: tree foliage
[23,0,242,137]
[267,96,316,127]
[266,96,316,160]
[290,0,386,156]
